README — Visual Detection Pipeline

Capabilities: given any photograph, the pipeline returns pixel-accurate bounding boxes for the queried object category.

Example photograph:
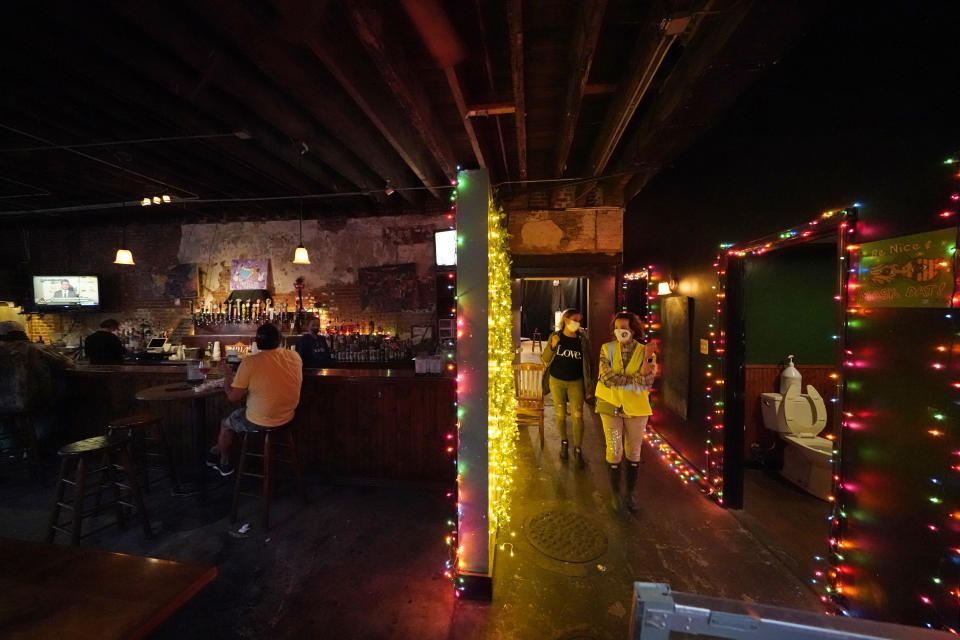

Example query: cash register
[145,338,169,354]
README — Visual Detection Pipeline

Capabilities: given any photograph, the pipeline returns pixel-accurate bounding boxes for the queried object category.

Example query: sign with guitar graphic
[856,227,957,308]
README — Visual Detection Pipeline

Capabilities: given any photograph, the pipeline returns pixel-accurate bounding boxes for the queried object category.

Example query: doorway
[730,238,841,588]
[518,278,588,339]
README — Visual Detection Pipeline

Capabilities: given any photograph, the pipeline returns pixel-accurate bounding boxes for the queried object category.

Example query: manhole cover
[525,510,608,563]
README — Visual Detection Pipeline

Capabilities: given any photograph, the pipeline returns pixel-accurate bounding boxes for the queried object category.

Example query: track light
[141,194,174,206]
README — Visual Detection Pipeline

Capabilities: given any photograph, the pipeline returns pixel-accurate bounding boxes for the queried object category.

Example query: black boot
[573,446,586,469]
[607,464,622,512]
[559,440,569,460]
[625,462,641,513]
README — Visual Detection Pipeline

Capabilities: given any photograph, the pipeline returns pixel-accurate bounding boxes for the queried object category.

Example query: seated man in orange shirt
[208,323,303,476]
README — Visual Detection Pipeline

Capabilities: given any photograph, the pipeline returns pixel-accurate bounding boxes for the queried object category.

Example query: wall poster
[358,263,420,312]
[855,227,956,308]
[164,263,199,299]
[230,258,269,291]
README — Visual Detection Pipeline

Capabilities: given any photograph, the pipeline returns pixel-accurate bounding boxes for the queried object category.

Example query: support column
[456,169,492,597]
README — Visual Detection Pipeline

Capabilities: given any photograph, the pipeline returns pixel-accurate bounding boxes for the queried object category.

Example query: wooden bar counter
[64,363,455,486]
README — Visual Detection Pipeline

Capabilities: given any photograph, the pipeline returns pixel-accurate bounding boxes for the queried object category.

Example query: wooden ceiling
[0,0,818,223]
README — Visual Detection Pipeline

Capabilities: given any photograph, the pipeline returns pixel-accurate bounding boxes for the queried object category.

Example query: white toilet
[760,357,833,500]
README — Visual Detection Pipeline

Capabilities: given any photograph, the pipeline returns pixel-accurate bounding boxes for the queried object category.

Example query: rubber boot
[559,440,569,461]
[625,462,641,513]
[607,464,622,512]
[573,446,586,469]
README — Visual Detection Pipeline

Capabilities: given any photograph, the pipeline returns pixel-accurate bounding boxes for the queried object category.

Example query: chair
[106,413,181,494]
[514,363,546,449]
[531,329,542,353]
[231,422,307,530]
[46,435,152,545]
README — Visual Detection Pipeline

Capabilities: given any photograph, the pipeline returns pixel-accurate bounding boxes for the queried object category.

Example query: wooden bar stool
[230,424,307,530]
[106,413,181,494]
[46,435,153,545]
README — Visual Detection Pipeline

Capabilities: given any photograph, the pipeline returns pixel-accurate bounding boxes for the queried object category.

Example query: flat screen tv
[32,275,100,311]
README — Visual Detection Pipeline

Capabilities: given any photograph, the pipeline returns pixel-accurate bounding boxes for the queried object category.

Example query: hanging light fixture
[657,281,672,296]
[292,142,311,264]
[292,196,310,264]
[114,226,134,265]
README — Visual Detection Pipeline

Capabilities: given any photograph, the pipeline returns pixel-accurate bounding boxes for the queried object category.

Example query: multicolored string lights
[620,267,709,492]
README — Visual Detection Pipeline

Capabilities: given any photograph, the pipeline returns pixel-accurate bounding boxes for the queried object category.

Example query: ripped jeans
[548,376,585,447]
[600,413,649,464]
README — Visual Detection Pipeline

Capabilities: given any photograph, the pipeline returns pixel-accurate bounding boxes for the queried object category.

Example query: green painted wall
[744,243,836,365]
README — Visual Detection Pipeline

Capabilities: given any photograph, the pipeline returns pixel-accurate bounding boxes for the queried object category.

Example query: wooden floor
[738,467,832,590]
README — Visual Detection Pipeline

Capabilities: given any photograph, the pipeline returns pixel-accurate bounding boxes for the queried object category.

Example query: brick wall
[507,208,623,255]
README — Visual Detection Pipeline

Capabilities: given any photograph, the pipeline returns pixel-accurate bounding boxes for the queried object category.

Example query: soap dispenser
[780,355,802,395]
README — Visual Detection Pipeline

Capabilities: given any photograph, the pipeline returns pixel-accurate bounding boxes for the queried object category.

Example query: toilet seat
[782,385,828,436]
[782,434,833,455]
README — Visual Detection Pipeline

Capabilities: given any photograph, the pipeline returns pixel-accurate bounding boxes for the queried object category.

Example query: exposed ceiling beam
[35,9,344,197]
[506,0,527,179]
[188,0,421,204]
[342,1,460,180]
[619,0,759,200]
[443,66,486,169]
[472,0,510,179]
[465,103,516,118]
[585,13,687,177]
[396,0,485,170]
[112,2,386,200]
[584,83,618,95]
[272,0,448,197]
[554,0,608,177]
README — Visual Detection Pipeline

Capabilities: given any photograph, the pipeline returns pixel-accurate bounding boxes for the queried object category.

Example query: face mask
[614,328,632,343]
[565,320,580,332]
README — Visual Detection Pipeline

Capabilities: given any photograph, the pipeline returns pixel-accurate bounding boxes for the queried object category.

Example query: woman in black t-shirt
[541,308,593,467]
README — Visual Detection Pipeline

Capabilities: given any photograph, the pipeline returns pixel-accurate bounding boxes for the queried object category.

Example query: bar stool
[531,329,542,353]
[46,435,152,545]
[0,411,39,476]
[106,413,181,494]
[230,423,307,530]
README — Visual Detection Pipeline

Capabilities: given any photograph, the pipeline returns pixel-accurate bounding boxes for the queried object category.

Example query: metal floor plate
[525,510,608,563]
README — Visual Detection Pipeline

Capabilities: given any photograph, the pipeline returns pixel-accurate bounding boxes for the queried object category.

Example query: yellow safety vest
[594,341,652,417]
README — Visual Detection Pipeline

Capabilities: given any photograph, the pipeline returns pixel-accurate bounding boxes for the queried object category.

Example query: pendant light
[292,196,310,264]
[292,143,310,264]
[114,225,134,265]
[114,159,134,264]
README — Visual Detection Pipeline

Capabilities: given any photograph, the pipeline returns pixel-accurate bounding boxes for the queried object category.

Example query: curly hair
[610,311,645,341]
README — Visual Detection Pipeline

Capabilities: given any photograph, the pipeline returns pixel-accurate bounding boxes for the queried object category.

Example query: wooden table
[135,381,224,495]
[0,537,216,640]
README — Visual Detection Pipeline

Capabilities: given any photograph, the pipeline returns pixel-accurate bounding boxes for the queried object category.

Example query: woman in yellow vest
[594,312,657,512]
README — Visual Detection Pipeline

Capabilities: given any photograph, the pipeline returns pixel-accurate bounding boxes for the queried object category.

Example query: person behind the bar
[541,308,593,467]
[52,279,76,299]
[208,322,303,476]
[0,320,75,447]
[594,311,657,513]
[84,318,126,364]
[295,317,332,368]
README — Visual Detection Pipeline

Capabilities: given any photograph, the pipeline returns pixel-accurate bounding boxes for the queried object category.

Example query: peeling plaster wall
[180,214,448,333]
[508,208,623,255]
